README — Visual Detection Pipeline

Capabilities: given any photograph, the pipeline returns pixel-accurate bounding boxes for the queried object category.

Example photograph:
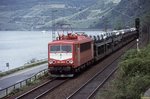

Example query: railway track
[15,78,68,99]
[67,41,136,99]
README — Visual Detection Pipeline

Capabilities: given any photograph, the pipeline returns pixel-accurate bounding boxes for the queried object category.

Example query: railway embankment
[96,44,150,99]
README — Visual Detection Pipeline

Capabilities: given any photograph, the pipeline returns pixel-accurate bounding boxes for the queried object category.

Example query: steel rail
[87,67,118,99]
[34,79,69,99]
[15,78,68,99]
[15,78,56,99]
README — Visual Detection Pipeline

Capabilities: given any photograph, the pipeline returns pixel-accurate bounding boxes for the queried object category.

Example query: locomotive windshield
[50,45,60,52]
[50,45,72,53]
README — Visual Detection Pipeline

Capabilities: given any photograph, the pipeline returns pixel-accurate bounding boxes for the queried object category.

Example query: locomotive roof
[48,35,92,45]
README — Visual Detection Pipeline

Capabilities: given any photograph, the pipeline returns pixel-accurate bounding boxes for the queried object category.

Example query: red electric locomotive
[48,33,94,77]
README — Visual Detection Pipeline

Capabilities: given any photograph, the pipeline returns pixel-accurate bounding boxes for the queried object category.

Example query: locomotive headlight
[69,60,73,64]
[49,60,53,64]
[49,60,56,64]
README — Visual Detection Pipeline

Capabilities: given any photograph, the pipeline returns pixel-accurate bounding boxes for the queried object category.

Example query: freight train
[48,28,138,77]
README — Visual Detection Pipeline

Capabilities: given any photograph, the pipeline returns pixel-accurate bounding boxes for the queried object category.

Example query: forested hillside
[0,0,119,30]
[0,0,149,30]
[93,0,150,29]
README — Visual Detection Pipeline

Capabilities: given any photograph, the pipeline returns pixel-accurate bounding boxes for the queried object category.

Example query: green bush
[114,75,150,99]
[119,58,150,77]
[121,49,138,61]
[105,44,150,99]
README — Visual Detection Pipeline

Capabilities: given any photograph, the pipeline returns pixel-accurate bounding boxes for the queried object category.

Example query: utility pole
[52,10,57,41]
[135,18,140,52]
[104,18,108,33]
[135,18,140,38]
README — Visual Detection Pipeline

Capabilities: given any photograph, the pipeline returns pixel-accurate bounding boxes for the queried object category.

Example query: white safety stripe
[50,53,72,60]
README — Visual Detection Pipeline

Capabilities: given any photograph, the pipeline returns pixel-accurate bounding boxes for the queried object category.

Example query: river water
[0,30,104,72]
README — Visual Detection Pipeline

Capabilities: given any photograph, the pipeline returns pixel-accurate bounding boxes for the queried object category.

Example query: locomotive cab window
[50,45,60,52]
[50,45,72,53]
[62,45,72,52]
